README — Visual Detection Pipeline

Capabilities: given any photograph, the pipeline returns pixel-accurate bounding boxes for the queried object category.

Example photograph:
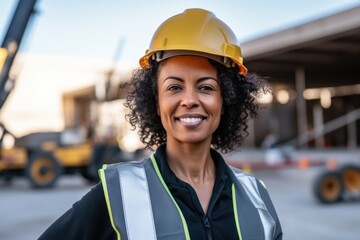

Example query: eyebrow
[163,76,218,83]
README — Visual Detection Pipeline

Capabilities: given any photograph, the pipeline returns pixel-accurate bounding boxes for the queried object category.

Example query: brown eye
[198,85,215,92]
[167,85,182,91]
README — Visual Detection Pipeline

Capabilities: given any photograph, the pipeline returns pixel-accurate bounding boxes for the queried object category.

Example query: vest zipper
[203,216,213,240]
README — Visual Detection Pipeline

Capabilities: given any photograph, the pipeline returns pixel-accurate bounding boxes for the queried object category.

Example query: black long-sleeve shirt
[39,145,282,239]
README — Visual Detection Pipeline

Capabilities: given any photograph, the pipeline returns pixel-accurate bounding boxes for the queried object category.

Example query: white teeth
[179,118,202,124]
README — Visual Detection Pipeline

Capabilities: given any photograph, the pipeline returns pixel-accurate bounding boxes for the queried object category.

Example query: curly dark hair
[123,58,268,153]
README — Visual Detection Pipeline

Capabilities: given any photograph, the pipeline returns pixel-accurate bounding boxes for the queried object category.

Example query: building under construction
[240,6,360,149]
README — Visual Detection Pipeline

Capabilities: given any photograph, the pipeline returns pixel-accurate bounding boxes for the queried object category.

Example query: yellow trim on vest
[99,164,121,240]
[150,154,191,240]
[232,184,243,240]
[259,179,267,188]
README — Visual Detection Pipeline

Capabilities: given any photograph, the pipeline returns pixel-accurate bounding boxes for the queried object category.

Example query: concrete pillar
[295,67,308,147]
[347,117,357,149]
[313,104,324,148]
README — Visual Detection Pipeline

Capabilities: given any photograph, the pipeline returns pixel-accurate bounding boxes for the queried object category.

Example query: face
[157,55,223,146]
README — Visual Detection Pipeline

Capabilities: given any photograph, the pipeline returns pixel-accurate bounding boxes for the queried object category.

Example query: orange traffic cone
[298,156,310,170]
[242,164,252,173]
[326,159,337,170]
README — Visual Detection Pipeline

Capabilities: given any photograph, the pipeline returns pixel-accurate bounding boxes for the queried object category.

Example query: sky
[1,0,360,67]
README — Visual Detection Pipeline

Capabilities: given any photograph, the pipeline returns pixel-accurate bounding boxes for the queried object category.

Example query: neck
[165,141,215,185]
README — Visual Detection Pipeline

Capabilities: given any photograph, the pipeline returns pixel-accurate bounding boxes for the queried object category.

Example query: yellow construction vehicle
[0,122,122,188]
[0,0,126,188]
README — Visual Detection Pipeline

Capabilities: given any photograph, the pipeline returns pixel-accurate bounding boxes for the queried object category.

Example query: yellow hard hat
[139,8,248,76]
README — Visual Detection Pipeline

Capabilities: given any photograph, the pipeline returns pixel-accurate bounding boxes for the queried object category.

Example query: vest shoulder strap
[99,157,188,240]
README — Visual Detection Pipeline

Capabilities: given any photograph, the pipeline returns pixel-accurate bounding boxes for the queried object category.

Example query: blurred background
[0,0,359,239]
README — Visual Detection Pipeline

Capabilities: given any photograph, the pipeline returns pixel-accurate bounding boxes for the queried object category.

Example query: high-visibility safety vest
[99,155,278,240]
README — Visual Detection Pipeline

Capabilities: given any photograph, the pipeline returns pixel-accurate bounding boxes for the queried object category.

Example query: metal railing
[286,108,360,147]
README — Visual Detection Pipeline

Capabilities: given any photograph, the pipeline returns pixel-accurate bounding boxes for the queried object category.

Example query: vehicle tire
[340,164,360,199]
[25,152,62,188]
[0,174,14,185]
[313,169,343,204]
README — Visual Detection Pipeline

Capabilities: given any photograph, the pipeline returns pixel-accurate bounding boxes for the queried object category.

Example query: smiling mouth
[179,117,203,124]
[175,115,208,126]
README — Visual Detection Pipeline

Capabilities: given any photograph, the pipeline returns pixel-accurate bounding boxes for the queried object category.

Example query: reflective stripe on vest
[229,166,276,239]
[99,155,276,240]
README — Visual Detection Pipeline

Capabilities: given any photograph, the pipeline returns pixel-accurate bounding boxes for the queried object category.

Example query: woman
[39,8,282,240]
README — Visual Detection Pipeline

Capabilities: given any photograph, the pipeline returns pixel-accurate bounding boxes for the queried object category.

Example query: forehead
[157,55,217,79]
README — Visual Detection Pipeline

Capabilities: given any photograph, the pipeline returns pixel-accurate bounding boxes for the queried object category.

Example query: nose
[181,87,199,108]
